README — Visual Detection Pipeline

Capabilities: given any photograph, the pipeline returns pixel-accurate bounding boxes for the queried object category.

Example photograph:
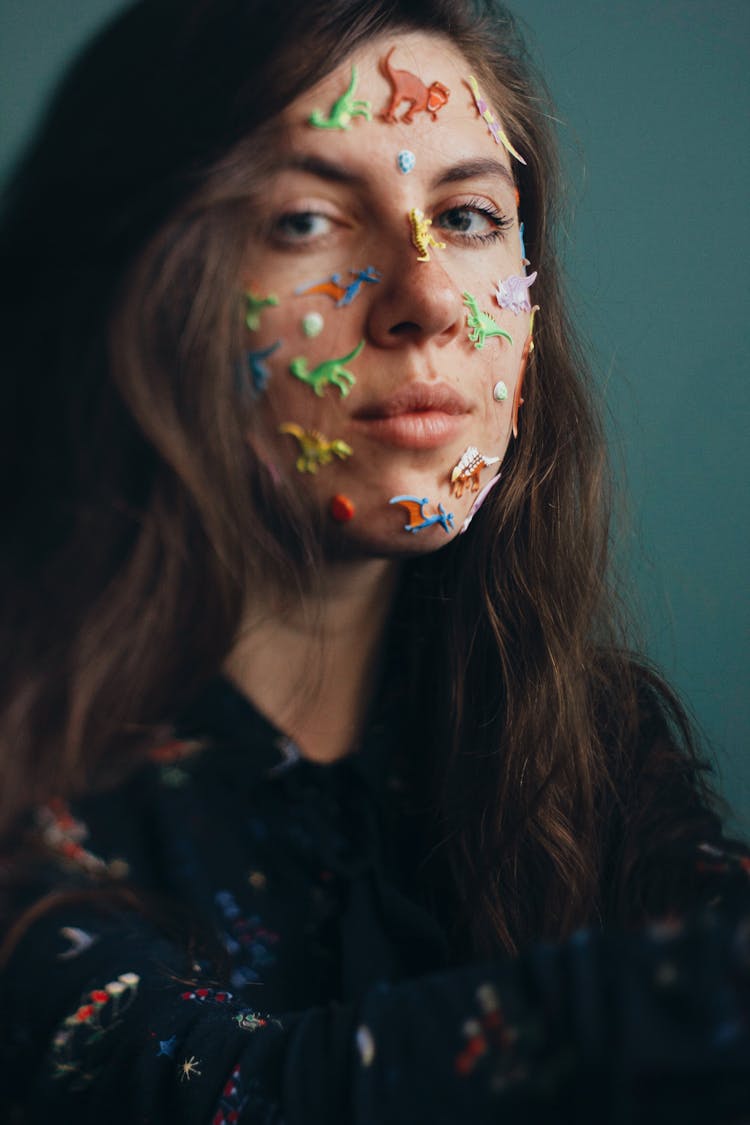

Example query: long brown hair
[0,0,726,957]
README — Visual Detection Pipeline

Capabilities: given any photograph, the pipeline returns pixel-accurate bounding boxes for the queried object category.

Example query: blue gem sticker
[396,149,416,174]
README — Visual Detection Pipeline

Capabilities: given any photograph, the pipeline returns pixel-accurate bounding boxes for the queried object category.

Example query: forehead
[291,32,468,115]
[275,31,514,180]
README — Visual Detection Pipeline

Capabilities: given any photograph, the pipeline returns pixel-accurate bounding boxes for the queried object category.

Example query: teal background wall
[2,1,748,828]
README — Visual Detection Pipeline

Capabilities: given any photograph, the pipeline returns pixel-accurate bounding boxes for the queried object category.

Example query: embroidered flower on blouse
[178,1056,202,1082]
[180,987,234,1005]
[35,799,129,879]
[234,1011,271,1031]
[454,982,529,1093]
[55,928,95,968]
[51,972,140,1086]
[156,1036,178,1058]
[148,738,206,764]
[149,737,206,787]
[356,1025,376,1067]
[212,1063,248,1122]
[214,889,281,982]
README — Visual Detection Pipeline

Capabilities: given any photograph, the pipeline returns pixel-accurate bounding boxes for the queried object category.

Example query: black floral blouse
[1,677,749,1123]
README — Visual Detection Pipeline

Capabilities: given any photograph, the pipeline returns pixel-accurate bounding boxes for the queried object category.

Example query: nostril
[389,321,422,336]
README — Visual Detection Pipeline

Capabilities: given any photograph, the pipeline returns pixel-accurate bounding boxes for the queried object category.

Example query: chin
[322,515,461,561]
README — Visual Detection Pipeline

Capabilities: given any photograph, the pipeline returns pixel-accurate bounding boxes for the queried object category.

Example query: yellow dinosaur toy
[278,424,353,474]
[409,208,446,262]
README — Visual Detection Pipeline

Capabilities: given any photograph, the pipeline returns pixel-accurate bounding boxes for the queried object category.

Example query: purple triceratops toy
[493,271,538,316]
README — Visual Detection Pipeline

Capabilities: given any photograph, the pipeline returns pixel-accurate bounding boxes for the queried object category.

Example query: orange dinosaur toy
[512,306,540,438]
[380,47,450,123]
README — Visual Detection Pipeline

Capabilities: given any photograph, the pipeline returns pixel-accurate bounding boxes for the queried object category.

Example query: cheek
[468,317,533,466]
[241,280,360,412]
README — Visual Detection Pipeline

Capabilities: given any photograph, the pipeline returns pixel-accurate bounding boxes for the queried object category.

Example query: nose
[365,249,464,350]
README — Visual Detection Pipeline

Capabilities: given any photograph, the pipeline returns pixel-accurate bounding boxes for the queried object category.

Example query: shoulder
[0,736,205,924]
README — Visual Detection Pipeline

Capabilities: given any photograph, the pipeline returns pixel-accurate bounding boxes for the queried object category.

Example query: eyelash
[270,198,514,249]
[435,198,514,244]
[272,210,337,246]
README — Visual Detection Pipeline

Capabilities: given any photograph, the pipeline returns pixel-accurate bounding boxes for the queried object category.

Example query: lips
[351,383,471,449]
[353,383,470,420]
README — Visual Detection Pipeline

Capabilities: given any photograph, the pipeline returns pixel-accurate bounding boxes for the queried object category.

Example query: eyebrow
[271,154,367,186]
[272,153,516,192]
[432,158,516,192]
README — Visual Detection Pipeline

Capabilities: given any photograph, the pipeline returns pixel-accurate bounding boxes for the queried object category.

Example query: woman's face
[242,32,535,556]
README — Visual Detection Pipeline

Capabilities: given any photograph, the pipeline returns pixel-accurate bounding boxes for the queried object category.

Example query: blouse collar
[175,675,400,799]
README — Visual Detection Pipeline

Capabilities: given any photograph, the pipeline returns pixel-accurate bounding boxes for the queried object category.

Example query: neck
[224,557,401,763]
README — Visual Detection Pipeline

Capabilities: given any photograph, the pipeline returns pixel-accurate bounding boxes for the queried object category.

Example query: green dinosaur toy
[462,292,514,350]
[308,66,372,131]
[289,340,365,398]
[244,289,279,332]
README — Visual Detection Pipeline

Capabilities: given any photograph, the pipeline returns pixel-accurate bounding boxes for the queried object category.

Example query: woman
[0,0,748,1121]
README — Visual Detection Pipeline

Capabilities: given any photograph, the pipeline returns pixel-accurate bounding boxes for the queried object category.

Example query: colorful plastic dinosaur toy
[462,292,513,350]
[243,288,279,332]
[466,76,527,166]
[512,305,539,437]
[244,339,282,395]
[519,223,530,269]
[380,48,450,123]
[494,271,538,315]
[308,66,372,130]
[460,473,502,534]
[295,266,381,307]
[278,423,353,474]
[389,495,455,534]
[450,446,501,498]
[409,208,446,262]
[289,339,364,398]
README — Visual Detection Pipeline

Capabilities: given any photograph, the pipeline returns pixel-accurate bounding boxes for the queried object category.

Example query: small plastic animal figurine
[380,47,450,123]
[512,306,539,437]
[243,288,279,332]
[462,292,513,350]
[494,271,538,315]
[409,208,446,262]
[289,339,364,397]
[245,339,282,395]
[295,266,381,307]
[389,495,455,534]
[278,423,353,474]
[450,446,501,498]
[460,473,502,534]
[466,75,527,166]
[519,222,530,268]
[308,65,372,130]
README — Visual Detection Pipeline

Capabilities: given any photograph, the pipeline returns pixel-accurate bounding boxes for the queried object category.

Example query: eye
[434,200,512,244]
[272,210,334,246]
